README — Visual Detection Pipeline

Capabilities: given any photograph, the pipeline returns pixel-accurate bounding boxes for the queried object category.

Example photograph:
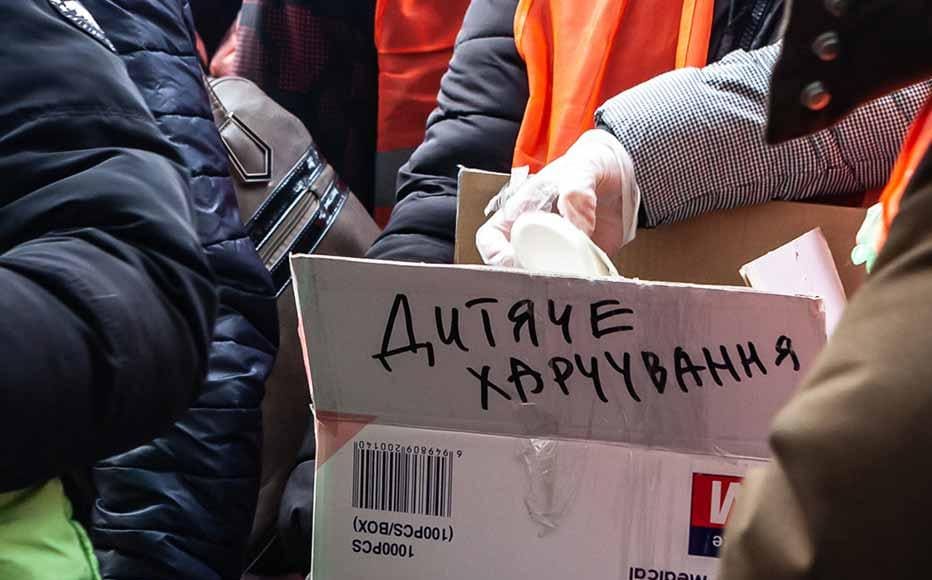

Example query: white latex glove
[476,129,640,268]
[851,202,883,273]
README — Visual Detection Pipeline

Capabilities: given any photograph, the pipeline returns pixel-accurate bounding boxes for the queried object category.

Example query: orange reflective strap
[677,0,714,68]
[879,96,932,249]
[373,0,470,224]
[374,0,470,153]
[512,0,714,171]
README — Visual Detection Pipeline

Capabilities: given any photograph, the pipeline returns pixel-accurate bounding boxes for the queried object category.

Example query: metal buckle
[218,113,273,184]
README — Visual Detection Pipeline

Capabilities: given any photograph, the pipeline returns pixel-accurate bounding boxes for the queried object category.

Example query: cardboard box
[454,169,869,295]
[292,253,827,580]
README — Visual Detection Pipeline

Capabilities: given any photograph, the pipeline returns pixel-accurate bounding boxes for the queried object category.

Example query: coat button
[812,32,840,61]
[801,82,832,111]
[824,0,846,17]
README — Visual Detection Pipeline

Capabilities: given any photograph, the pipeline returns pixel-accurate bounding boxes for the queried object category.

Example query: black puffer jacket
[366,0,784,263]
[0,0,216,495]
[80,1,278,579]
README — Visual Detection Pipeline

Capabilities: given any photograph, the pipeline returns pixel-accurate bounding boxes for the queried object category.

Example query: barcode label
[352,445,454,518]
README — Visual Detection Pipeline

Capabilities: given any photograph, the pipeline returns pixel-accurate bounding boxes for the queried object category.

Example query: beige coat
[720,123,932,579]
[720,1,932,576]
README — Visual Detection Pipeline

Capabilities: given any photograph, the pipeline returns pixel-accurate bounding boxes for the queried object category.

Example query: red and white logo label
[688,473,743,557]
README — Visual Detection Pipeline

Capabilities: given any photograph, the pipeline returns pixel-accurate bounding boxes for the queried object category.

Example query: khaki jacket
[720,2,932,577]
[720,146,932,578]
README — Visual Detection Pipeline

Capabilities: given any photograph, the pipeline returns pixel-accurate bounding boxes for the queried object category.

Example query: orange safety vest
[374,0,470,226]
[373,0,713,224]
[878,96,932,249]
[513,0,714,170]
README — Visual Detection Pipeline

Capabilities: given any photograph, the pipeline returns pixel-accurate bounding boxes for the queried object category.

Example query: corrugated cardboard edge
[454,167,511,266]
[291,253,378,469]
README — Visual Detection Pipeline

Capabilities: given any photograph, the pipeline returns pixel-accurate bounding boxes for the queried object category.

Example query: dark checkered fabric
[596,43,932,227]
[234,0,377,212]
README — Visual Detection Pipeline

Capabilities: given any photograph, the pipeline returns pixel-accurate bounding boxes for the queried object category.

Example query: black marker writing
[508,300,539,347]
[507,356,544,402]
[590,300,634,339]
[465,298,498,348]
[434,307,468,352]
[703,346,741,387]
[774,335,800,371]
[575,354,608,403]
[549,357,574,396]
[548,300,574,345]
[373,293,435,372]
[737,342,767,378]
[605,351,640,402]
[674,346,706,392]
[468,365,512,411]
[642,351,668,394]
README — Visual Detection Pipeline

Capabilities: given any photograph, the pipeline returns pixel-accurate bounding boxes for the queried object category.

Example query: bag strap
[247,145,349,294]
[206,76,352,296]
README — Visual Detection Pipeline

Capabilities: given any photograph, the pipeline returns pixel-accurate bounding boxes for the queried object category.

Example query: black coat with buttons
[767,0,932,143]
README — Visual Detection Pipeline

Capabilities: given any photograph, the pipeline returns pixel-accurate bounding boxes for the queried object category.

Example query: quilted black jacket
[80,1,278,579]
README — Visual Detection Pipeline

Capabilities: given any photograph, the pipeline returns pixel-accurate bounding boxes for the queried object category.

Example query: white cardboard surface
[313,423,762,580]
[291,256,828,580]
[294,256,825,458]
[739,228,847,335]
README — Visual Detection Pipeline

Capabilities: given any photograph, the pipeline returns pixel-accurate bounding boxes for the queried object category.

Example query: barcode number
[352,442,456,518]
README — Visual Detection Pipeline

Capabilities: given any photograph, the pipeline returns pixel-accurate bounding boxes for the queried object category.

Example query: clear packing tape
[512,403,581,535]
[518,438,588,536]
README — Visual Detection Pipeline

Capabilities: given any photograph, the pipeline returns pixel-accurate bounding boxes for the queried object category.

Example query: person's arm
[595,42,932,227]
[189,0,242,58]
[720,148,932,580]
[366,0,529,263]
[0,1,216,492]
[78,2,279,579]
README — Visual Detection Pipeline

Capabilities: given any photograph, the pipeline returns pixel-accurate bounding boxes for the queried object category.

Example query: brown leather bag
[207,76,380,559]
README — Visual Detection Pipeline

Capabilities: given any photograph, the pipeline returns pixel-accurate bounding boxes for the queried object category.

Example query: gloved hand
[476,129,640,268]
[851,202,883,273]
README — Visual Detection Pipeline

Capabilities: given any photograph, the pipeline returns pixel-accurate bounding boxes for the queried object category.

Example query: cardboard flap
[740,228,848,335]
[454,167,510,265]
[293,255,825,460]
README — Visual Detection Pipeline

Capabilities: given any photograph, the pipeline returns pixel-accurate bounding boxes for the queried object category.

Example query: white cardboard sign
[291,256,827,580]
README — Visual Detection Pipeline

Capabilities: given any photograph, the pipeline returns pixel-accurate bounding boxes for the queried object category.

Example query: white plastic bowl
[511,211,619,277]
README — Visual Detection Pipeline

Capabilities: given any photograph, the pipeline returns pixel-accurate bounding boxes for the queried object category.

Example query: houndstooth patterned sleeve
[595,43,932,227]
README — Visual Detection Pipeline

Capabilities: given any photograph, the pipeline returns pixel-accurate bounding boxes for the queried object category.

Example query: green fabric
[0,479,100,580]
